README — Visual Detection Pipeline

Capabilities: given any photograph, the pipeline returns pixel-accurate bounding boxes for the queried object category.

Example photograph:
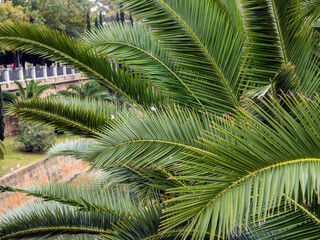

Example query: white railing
[0,64,81,85]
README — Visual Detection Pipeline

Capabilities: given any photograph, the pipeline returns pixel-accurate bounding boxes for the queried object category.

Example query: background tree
[57,80,116,102]
[99,11,103,26]
[86,9,91,32]
[116,11,119,23]
[11,0,92,38]
[119,3,124,23]
[2,79,53,104]
[0,0,26,24]
[94,17,99,29]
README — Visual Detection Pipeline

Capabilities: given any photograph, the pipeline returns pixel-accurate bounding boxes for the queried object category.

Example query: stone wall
[0,156,88,214]
[4,116,19,137]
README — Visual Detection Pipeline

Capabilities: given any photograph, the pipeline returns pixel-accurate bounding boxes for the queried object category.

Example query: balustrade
[0,64,80,85]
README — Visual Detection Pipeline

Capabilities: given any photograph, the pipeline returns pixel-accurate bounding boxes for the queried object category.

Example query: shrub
[17,121,55,152]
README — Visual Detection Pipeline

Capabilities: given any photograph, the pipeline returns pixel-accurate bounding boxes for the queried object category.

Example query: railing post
[31,66,36,80]
[52,63,57,77]
[19,67,24,81]
[43,64,47,79]
[62,65,67,76]
[4,68,10,83]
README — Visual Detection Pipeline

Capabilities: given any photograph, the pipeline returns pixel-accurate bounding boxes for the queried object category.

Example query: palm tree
[0,0,320,239]
[57,80,125,103]
[2,79,53,103]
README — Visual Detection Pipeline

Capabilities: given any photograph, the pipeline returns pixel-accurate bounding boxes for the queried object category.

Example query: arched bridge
[0,64,88,95]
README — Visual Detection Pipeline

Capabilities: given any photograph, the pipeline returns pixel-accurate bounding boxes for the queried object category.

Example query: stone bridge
[0,64,89,96]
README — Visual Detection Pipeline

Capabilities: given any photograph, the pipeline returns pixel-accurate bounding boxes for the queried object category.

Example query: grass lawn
[0,134,71,177]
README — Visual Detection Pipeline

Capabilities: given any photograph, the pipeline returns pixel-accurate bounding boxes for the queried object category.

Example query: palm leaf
[6,96,123,137]
[0,23,166,107]
[0,183,137,215]
[83,22,201,110]
[1,91,17,104]
[247,196,320,239]
[44,138,98,161]
[86,106,219,170]
[240,0,320,95]
[0,201,111,239]
[157,94,320,239]
[98,166,184,200]
[111,0,245,114]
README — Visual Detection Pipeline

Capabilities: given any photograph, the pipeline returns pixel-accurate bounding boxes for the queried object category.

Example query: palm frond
[83,22,203,111]
[240,0,320,95]
[246,196,320,240]
[0,184,166,239]
[159,94,320,239]
[112,0,245,114]
[98,166,183,200]
[6,96,122,137]
[44,138,98,161]
[86,106,218,170]
[0,183,137,215]
[0,201,111,239]
[1,91,17,104]
[0,23,166,107]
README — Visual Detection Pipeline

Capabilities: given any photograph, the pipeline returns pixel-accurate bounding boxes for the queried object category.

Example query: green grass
[0,134,71,177]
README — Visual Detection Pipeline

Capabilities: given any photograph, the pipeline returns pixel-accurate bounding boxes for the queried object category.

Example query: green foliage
[2,79,53,104]
[7,96,123,137]
[58,80,114,101]
[1,0,320,239]
[99,11,103,25]
[17,121,55,152]
[86,9,91,32]
[0,0,26,24]
[15,0,92,38]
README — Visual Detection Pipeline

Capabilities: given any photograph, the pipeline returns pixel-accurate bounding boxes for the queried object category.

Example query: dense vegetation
[0,0,320,239]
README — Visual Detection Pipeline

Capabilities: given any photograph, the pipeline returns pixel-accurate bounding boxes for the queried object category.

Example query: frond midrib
[97,139,215,158]
[0,227,109,239]
[189,158,320,224]
[10,107,100,136]
[142,230,220,240]
[270,0,288,64]
[286,195,320,225]
[93,41,205,110]
[158,0,240,108]
[0,36,142,107]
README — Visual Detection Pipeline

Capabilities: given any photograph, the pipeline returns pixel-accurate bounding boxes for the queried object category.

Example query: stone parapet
[0,156,88,214]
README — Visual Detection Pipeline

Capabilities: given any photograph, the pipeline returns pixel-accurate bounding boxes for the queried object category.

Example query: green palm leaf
[86,106,217,170]
[240,0,320,95]
[0,183,137,215]
[6,96,122,137]
[0,24,165,107]
[83,23,200,110]
[245,196,320,239]
[44,138,97,161]
[160,94,320,238]
[112,0,245,114]
[0,201,111,239]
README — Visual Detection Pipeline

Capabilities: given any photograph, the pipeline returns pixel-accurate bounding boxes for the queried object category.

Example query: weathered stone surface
[0,156,89,214]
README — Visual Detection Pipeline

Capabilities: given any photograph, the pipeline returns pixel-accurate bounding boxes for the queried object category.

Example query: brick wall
[0,156,89,214]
